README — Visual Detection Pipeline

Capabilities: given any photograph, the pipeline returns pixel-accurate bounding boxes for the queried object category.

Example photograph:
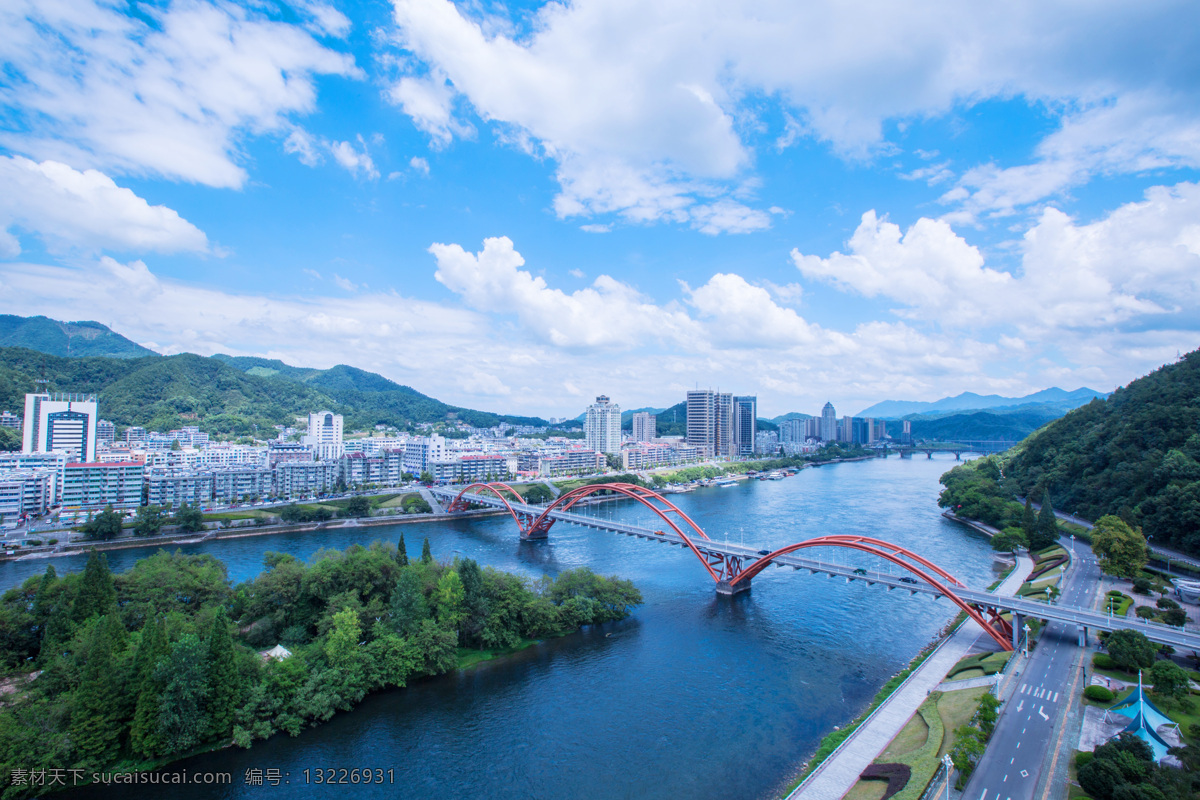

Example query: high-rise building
[819,402,837,441]
[585,395,622,454]
[22,393,98,463]
[305,411,344,461]
[96,419,116,448]
[733,396,757,457]
[902,419,912,444]
[686,390,734,457]
[632,412,656,443]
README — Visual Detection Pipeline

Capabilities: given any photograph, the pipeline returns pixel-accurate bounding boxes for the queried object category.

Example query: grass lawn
[844,780,889,800]
[203,509,274,521]
[455,639,539,670]
[936,687,989,758]
[379,493,423,508]
[946,652,1011,681]
[880,712,929,759]
[879,695,945,800]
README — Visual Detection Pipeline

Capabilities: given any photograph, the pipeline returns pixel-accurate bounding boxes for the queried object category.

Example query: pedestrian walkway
[789,554,1033,800]
[419,487,447,514]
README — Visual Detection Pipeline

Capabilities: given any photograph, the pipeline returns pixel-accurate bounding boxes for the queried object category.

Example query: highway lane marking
[1016,700,1023,712]
[1038,706,1049,720]
[1052,692,1059,702]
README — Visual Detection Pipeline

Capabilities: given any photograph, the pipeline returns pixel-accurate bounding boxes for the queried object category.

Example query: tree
[1106,629,1157,672]
[206,607,241,740]
[992,528,1027,554]
[1028,492,1059,551]
[421,537,433,564]
[174,502,205,532]
[74,550,117,622]
[345,495,370,518]
[389,568,429,635]
[1091,515,1148,578]
[324,606,365,675]
[523,483,554,504]
[133,504,164,537]
[396,533,409,566]
[1079,758,1125,800]
[154,633,211,755]
[433,570,466,630]
[69,615,125,769]
[84,504,123,540]
[949,725,986,778]
[974,693,1000,738]
[420,470,433,484]
[1021,498,1038,538]
[1149,659,1189,700]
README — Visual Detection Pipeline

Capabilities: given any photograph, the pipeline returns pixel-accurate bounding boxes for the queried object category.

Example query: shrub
[1107,590,1124,597]
[1135,606,1156,619]
[1132,577,1152,595]
[1085,685,1115,702]
[26,539,42,546]
[858,763,911,800]
[1156,597,1181,610]
[47,538,57,545]
[1163,608,1189,627]
[1075,751,1095,769]
[1093,653,1117,670]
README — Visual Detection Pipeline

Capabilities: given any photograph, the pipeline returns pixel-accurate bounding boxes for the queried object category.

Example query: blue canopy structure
[1103,671,1180,762]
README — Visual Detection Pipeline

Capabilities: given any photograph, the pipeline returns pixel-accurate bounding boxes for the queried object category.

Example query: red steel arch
[730,537,1013,651]
[524,483,721,582]
[446,482,532,530]
[445,482,1011,650]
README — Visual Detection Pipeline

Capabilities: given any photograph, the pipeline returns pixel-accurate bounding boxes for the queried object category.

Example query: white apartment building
[23,393,98,463]
[305,411,345,461]
[0,452,67,503]
[585,395,622,454]
[0,470,53,520]
[403,434,446,475]
[686,390,733,458]
[631,412,656,443]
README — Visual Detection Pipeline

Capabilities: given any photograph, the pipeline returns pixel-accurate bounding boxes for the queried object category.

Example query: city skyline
[2,1,1199,419]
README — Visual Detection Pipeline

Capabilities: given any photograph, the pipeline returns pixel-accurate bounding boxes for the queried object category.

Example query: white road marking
[1038,706,1049,720]
[1052,692,1059,702]
[1016,700,1023,712]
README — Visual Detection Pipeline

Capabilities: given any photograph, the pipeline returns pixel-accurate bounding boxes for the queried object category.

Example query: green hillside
[0,346,547,438]
[1005,350,1200,553]
[889,408,1061,443]
[0,315,155,359]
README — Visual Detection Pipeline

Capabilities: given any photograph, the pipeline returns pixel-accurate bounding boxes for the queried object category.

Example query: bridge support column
[1012,612,1023,650]
[927,452,933,459]
[716,579,750,596]
[520,529,549,541]
[954,452,962,460]
[1077,625,1088,647]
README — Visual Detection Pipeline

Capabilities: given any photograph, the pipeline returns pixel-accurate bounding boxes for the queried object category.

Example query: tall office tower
[305,411,345,460]
[632,412,656,443]
[819,402,837,441]
[841,416,855,442]
[687,390,735,457]
[733,396,757,457]
[686,390,714,455]
[585,395,622,454]
[902,419,912,444]
[779,418,804,443]
[22,393,98,463]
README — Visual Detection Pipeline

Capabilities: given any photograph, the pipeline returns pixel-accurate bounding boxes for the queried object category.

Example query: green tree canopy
[1091,515,1148,578]
[74,551,117,622]
[1105,629,1157,672]
[174,502,205,532]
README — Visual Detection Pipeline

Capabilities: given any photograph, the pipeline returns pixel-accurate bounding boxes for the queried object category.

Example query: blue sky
[2,0,1199,419]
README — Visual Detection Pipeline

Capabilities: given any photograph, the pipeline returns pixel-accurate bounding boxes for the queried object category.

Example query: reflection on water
[1,456,995,800]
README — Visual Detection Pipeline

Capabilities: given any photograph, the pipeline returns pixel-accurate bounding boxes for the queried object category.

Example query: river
[2,455,997,800]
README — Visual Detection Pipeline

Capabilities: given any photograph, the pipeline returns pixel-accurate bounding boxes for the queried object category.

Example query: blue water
[5,456,996,800]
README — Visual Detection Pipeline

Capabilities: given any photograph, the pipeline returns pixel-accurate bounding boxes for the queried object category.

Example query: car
[853,567,868,576]
[757,549,771,556]
[899,577,918,584]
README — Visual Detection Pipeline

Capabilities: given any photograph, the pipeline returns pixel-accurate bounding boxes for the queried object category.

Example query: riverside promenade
[789,552,1033,800]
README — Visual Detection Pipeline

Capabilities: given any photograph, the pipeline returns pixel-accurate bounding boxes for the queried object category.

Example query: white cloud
[430,236,700,348]
[386,0,1200,229]
[793,183,1200,336]
[330,136,380,180]
[332,274,360,292]
[0,156,209,256]
[579,224,610,234]
[410,156,431,175]
[285,130,324,167]
[0,0,360,188]
[686,273,818,347]
[568,268,586,278]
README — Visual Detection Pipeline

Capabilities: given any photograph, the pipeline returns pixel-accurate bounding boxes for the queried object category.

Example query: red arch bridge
[430,482,1200,653]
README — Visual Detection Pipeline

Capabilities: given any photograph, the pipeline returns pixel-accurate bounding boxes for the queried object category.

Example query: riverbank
[1,508,507,563]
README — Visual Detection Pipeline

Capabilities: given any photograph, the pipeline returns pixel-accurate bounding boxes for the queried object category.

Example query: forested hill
[0,347,547,437]
[1006,350,1200,553]
[0,315,155,359]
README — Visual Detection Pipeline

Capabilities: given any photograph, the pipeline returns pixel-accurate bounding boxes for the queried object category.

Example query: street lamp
[941,753,954,798]
[1070,534,1075,555]
[1023,623,1031,657]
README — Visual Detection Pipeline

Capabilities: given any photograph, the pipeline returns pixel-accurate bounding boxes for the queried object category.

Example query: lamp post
[1023,622,1031,657]
[1070,534,1075,555]
[941,753,953,798]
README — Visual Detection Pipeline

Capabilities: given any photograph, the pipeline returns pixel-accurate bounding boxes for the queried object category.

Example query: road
[963,538,1101,800]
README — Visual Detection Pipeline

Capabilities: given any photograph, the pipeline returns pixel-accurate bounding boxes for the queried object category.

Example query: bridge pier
[716,579,751,596]
[1077,625,1088,647]
[927,452,933,459]
[1012,612,1023,650]
[520,529,549,541]
[954,451,962,460]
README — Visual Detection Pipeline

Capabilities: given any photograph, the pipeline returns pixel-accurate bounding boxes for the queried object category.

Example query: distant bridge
[886,440,1014,459]
[431,482,1200,653]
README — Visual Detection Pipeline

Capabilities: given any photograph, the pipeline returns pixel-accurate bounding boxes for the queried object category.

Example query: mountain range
[0,315,157,359]
[856,387,1108,419]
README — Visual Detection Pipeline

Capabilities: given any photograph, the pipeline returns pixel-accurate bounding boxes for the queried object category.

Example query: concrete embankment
[2,509,507,562]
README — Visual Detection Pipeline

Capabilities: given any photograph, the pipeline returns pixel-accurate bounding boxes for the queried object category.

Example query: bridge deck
[430,487,1200,651]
